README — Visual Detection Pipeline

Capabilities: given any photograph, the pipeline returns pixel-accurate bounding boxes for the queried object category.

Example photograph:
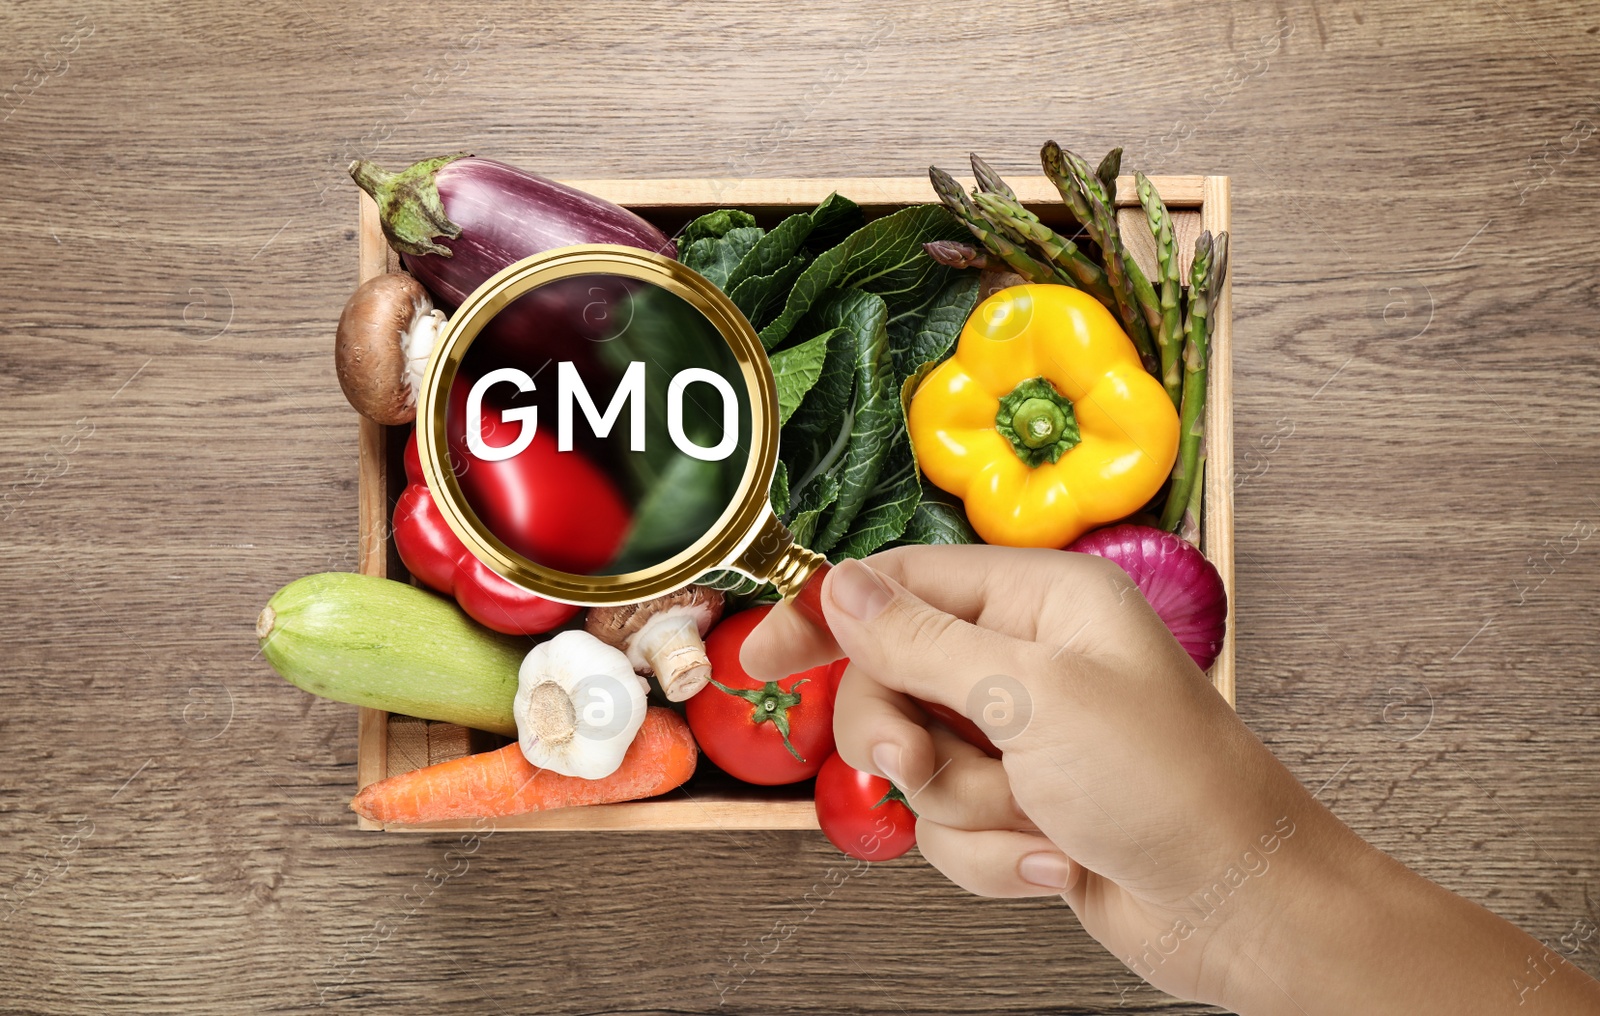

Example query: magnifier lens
[442,269,754,579]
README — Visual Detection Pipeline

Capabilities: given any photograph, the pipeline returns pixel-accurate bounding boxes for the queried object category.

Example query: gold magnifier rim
[416,244,779,606]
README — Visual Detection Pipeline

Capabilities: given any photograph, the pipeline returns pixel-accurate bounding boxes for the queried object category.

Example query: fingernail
[829,560,894,621]
[871,743,904,787]
[1018,851,1076,890]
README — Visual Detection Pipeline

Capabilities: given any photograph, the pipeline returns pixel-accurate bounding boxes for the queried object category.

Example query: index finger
[738,594,843,681]
[742,543,1123,681]
[866,544,1130,644]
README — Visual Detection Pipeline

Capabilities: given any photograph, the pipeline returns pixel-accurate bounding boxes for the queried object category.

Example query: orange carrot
[351,706,697,823]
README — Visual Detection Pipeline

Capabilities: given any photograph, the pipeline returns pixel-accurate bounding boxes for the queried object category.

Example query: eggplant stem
[348,153,471,258]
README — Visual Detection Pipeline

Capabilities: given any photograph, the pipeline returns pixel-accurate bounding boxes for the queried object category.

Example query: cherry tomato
[396,431,580,635]
[814,752,916,861]
[686,605,837,785]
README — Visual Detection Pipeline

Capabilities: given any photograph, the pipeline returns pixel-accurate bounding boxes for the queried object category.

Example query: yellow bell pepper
[908,284,1179,548]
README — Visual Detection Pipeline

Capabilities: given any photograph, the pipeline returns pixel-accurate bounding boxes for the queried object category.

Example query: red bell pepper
[393,379,632,636]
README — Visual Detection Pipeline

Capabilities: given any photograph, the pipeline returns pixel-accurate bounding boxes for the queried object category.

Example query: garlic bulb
[513,630,648,780]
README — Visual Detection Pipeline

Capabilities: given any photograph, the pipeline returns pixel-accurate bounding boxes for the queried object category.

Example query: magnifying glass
[415,244,833,635]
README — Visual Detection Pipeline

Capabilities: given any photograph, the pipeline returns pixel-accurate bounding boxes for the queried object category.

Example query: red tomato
[686,605,837,785]
[396,431,581,635]
[444,376,631,575]
[814,752,916,861]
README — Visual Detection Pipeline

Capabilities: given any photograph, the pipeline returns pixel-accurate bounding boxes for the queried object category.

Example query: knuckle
[892,600,959,657]
[944,766,999,821]
[915,825,1003,897]
[1012,639,1064,682]
[1085,552,1134,590]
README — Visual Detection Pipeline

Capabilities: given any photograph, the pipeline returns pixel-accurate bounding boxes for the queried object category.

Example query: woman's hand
[743,544,1340,1002]
[741,546,1600,1013]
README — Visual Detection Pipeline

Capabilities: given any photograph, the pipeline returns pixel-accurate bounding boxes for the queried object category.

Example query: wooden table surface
[3,1,1597,1012]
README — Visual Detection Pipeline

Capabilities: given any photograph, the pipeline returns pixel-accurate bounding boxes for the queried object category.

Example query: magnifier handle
[791,561,832,634]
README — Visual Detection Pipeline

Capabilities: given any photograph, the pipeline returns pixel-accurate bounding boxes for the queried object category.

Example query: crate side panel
[354,192,391,825]
[1200,176,1235,707]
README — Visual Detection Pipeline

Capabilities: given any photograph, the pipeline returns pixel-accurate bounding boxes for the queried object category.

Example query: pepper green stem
[996,377,1080,467]
[348,153,471,258]
[1013,398,1068,448]
[707,677,810,763]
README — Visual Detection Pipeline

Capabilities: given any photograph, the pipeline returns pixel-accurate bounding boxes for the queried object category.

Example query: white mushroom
[585,586,725,702]
[513,630,647,780]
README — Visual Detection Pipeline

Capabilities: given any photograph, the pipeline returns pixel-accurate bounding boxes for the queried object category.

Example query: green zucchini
[257,572,525,735]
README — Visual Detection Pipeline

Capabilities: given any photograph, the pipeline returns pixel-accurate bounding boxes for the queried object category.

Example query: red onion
[1066,523,1228,670]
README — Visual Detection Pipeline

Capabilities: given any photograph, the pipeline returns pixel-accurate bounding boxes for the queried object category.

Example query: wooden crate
[353,175,1234,832]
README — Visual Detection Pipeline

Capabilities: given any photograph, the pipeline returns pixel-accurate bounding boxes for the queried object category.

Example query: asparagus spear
[928,166,1064,286]
[969,153,1016,200]
[1178,451,1206,544]
[1067,149,1165,341]
[1160,230,1229,532]
[1040,141,1099,245]
[923,239,994,270]
[970,191,1117,309]
[1051,146,1159,373]
[1096,147,1123,206]
[1136,172,1184,407]
[967,155,1110,301]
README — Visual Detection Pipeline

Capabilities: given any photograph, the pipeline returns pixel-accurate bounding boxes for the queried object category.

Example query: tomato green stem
[875,784,916,818]
[706,677,810,763]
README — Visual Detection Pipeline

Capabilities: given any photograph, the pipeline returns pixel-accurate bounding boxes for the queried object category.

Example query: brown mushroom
[585,586,725,702]
[334,272,447,425]
[978,268,1029,301]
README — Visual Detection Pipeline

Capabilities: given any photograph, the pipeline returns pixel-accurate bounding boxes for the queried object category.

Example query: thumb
[822,558,1043,740]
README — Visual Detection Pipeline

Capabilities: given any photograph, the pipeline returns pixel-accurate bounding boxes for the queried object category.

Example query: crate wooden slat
[353,188,390,831]
[1199,176,1235,706]
[354,175,1234,832]
[558,176,1206,212]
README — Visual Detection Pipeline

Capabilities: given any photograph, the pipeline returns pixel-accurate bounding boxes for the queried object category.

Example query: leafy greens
[687,194,982,597]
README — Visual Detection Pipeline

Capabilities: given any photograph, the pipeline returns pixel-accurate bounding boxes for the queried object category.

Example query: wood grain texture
[2,1,1598,1013]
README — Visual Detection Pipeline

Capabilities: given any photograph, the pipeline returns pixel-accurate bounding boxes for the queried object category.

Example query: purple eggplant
[350,153,675,377]
[350,153,674,289]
